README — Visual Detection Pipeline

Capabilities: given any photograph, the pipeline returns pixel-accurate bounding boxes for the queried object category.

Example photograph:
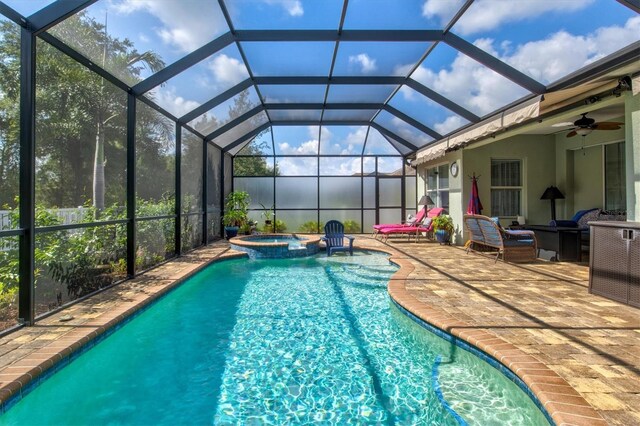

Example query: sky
[4,0,638,175]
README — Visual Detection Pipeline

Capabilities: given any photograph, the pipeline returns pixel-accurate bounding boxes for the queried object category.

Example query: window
[491,159,521,217]
[604,142,626,211]
[425,164,449,210]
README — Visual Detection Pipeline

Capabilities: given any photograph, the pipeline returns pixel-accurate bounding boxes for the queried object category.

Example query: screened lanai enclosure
[0,0,637,332]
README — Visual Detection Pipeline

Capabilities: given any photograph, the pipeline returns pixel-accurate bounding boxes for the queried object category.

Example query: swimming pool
[0,252,549,425]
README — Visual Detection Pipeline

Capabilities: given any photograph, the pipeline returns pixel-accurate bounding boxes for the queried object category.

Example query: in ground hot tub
[230,233,321,258]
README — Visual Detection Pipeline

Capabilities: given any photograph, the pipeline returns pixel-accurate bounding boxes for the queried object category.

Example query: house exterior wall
[416,90,640,245]
[554,118,625,218]
[416,150,464,244]
[625,89,640,221]
[462,134,556,227]
[571,145,604,212]
[417,135,556,244]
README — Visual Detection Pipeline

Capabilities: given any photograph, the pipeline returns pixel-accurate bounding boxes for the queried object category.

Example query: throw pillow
[576,209,601,228]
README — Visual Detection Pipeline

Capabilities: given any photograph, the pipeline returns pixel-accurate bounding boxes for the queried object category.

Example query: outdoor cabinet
[589,221,640,307]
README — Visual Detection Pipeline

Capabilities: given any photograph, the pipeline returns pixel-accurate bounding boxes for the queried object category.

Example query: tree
[225,90,278,176]
[0,21,20,209]
[51,13,165,212]
[0,14,174,211]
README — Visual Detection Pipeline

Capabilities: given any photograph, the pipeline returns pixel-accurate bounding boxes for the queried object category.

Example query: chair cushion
[549,219,578,227]
[504,230,535,239]
[503,238,535,247]
[490,217,503,229]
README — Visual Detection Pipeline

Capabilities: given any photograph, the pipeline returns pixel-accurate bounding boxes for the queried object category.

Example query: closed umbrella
[467,174,483,215]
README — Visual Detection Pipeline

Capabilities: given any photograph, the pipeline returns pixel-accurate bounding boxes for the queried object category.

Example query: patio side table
[523,225,583,262]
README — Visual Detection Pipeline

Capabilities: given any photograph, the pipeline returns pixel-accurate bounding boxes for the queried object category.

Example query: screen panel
[275,177,317,208]
[233,177,275,210]
[319,177,361,209]
[320,210,362,233]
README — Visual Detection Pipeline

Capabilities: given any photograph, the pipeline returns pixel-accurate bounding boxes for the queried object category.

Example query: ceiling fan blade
[597,121,623,126]
[551,121,575,128]
[566,130,577,138]
[593,123,621,130]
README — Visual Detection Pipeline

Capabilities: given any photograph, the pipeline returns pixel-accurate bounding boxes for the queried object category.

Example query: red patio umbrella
[467,174,483,215]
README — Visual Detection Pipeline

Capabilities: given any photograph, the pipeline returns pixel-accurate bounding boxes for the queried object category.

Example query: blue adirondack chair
[321,220,355,256]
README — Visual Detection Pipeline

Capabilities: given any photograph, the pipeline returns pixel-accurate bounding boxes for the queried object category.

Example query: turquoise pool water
[0,252,549,425]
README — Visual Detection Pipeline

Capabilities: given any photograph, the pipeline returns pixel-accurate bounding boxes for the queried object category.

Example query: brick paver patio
[0,237,637,425]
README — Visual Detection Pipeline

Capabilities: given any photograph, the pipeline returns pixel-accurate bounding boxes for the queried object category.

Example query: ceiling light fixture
[575,127,593,136]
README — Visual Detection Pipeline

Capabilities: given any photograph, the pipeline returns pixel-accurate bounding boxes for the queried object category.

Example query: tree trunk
[93,121,105,212]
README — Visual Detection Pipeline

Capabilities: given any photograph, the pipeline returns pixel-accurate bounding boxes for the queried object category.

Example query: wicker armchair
[464,215,537,263]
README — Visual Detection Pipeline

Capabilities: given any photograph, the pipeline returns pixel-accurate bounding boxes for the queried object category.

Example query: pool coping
[229,233,321,248]
[0,241,607,425]
[383,253,607,426]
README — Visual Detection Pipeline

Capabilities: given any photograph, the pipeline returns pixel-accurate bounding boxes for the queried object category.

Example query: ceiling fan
[563,113,623,138]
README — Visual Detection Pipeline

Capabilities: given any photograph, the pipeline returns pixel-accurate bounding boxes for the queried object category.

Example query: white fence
[1,207,89,250]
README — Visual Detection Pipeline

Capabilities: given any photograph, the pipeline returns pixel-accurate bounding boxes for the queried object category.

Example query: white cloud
[320,127,333,144]
[404,15,639,137]
[274,154,316,175]
[151,86,200,117]
[321,157,362,175]
[276,132,319,174]
[362,157,375,171]
[422,0,464,25]
[364,130,398,155]
[434,116,465,135]
[112,0,227,53]
[349,53,377,74]
[307,126,320,140]
[389,117,432,146]
[321,127,367,155]
[505,17,640,83]
[207,54,249,88]
[343,127,368,153]
[423,0,592,35]
[263,0,304,16]
[277,140,318,155]
[408,39,527,116]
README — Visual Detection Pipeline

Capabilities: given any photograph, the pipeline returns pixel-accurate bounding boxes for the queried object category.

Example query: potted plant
[432,215,454,244]
[223,191,250,239]
[259,203,275,233]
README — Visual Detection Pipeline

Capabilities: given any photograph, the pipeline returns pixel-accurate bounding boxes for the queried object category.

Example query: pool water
[0,252,549,425]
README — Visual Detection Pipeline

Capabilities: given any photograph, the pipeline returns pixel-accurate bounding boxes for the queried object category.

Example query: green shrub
[274,219,287,232]
[343,220,361,233]
[298,221,323,233]
[0,197,177,318]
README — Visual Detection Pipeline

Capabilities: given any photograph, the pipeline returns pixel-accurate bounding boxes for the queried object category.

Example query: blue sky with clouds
[5,0,637,173]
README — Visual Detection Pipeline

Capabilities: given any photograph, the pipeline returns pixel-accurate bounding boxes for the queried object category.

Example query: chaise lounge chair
[463,214,537,263]
[372,206,427,237]
[377,208,444,242]
[321,220,354,256]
